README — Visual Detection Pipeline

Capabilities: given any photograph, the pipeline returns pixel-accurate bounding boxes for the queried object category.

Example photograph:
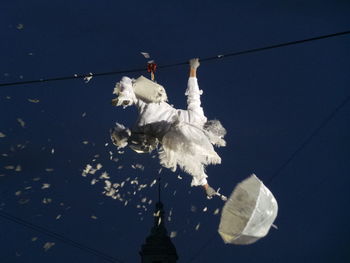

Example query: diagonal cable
[0,210,124,263]
[0,30,349,88]
[186,91,350,262]
[266,92,350,185]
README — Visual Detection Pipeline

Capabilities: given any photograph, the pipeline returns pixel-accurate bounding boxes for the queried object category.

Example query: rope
[0,210,124,263]
[0,30,349,88]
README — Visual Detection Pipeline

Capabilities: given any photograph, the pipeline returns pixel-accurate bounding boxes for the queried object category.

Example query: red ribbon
[147,63,157,73]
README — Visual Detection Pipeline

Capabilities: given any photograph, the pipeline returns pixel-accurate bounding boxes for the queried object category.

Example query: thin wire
[0,210,124,263]
[186,232,217,263]
[266,92,350,185]
[1,30,349,88]
[186,92,350,262]
[2,29,350,262]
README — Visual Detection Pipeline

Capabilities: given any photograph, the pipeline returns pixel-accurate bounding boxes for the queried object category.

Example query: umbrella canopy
[218,174,278,245]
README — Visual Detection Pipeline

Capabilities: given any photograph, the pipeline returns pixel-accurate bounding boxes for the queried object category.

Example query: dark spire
[139,177,178,263]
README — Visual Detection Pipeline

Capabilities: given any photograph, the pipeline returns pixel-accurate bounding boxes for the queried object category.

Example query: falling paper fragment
[56,214,61,220]
[140,52,150,58]
[0,132,6,138]
[31,237,38,242]
[214,208,220,215]
[28,99,40,103]
[42,198,52,204]
[4,165,15,170]
[41,183,50,189]
[16,23,24,30]
[82,141,89,145]
[91,178,98,185]
[203,207,208,212]
[150,179,157,187]
[45,168,54,172]
[84,73,93,83]
[91,215,98,220]
[195,223,201,231]
[43,242,55,251]
[17,118,25,127]
[15,165,22,172]
[170,231,177,238]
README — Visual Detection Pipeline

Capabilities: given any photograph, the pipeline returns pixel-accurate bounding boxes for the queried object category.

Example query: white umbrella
[218,174,278,245]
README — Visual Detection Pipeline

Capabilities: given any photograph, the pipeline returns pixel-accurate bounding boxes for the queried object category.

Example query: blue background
[1,0,350,262]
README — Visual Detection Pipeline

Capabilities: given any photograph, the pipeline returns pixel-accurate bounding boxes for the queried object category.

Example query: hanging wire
[0,210,124,263]
[185,91,350,262]
[1,29,350,263]
[0,30,349,88]
[266,93,350,185]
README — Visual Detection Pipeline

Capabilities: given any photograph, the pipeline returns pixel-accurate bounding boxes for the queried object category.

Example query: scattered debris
[17,118,25,127]
[42,198,52,204]
[140,52,150,59]
[28,99,40,103]
[84,73,93,83]
[41,183,50,189]
[43,242,55,251]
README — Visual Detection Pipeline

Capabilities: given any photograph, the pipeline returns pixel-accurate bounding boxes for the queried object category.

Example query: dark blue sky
[1,0,350,262]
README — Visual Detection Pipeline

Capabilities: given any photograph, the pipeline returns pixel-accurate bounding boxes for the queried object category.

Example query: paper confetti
[28,99,40,103]
[0,132,6,138]
[84,73,93,83]
[42,198,52,204]
[43,242,55,251]
[41,183,50,189]
[140,52,150,58]
[17,118,25,127]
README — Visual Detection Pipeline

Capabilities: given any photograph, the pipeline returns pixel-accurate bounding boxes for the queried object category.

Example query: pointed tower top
[139,176,178,262]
